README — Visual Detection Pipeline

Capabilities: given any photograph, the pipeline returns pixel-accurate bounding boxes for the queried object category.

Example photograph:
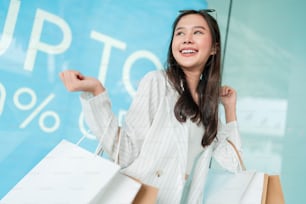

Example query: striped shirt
[80,70,242,203]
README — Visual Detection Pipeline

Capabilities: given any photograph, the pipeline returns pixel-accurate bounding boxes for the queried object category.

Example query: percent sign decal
[13,87,60,133]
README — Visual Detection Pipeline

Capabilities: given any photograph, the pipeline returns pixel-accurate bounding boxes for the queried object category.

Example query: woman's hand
[220,85,237,123]
[59,70,105,96]
[220,85,237,107]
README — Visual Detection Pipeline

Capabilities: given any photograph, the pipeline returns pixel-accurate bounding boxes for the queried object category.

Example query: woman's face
[172,14,215,73]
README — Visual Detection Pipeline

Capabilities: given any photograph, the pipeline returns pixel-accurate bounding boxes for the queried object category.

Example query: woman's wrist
[224,105,237,123]
[92,81,105,96]
[93,86,105,96]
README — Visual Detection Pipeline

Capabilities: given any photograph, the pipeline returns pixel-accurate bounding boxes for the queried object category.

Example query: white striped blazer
[80,70,243,204]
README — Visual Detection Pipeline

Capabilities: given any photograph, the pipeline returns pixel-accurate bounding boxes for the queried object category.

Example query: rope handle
[226,139,246,171]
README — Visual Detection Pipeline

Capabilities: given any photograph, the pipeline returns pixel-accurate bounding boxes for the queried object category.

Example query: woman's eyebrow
[175,27,184,31]
[175,25,206,31]
[193,26,206,30]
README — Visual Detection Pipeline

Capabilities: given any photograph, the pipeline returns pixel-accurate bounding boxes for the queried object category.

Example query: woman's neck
[184,71,201,104]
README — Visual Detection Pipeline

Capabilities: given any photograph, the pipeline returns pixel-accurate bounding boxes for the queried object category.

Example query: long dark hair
[166,10,221,147]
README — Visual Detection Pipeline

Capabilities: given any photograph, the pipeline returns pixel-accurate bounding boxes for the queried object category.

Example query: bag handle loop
[226,139,246,171]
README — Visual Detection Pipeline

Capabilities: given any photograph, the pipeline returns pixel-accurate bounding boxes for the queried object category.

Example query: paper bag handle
[226,139,246,171]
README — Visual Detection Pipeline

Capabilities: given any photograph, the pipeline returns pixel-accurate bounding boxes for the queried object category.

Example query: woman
[60,9,243,204]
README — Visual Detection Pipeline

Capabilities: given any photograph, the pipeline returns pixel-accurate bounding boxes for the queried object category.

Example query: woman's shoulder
[143,69,167,80]
[140,69,168,86]
[142,69,177,96]
[140,69,177,93]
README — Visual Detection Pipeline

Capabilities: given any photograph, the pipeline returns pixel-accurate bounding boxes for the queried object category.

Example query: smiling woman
[59,9,242,203]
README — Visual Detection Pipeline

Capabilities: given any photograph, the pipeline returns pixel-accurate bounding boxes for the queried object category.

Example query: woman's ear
[210,43,219,55]
[210,48,216,55]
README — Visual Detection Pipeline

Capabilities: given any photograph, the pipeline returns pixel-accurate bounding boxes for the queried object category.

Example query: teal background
[1,0,305,203]
[208,0,306,203]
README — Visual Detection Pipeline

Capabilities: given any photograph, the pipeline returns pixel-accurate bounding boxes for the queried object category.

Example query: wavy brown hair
[166,10,221,147]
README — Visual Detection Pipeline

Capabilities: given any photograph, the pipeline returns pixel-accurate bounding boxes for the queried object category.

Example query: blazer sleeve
[212,120,243,172]
[80,70,166,167]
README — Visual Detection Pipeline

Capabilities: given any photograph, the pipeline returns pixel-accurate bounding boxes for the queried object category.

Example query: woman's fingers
[59,70,105,95]
[59,70,85,92]
[220,85,237,106]
[220,85,233,96]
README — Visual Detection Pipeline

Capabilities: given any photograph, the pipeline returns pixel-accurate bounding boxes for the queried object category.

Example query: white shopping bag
[1,139,141,204]
[180,140,267,204]
[203,170,266,204]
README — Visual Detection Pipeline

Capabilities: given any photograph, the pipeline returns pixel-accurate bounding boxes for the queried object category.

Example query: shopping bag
[132,179,159,204]
[0,139,142,204]
[203,172,285,204]
[202,170,267,204]
[98,174,159,204]
[203,173,284,204]
[180,139,285,204]
[265,175,285,204]
[202,140,285,204]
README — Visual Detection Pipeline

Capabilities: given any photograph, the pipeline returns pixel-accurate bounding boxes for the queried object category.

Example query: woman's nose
[183,33,193,44]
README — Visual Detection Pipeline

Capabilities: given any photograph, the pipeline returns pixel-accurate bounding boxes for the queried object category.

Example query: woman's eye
[194,30,203,35]
[175,32,184,36]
